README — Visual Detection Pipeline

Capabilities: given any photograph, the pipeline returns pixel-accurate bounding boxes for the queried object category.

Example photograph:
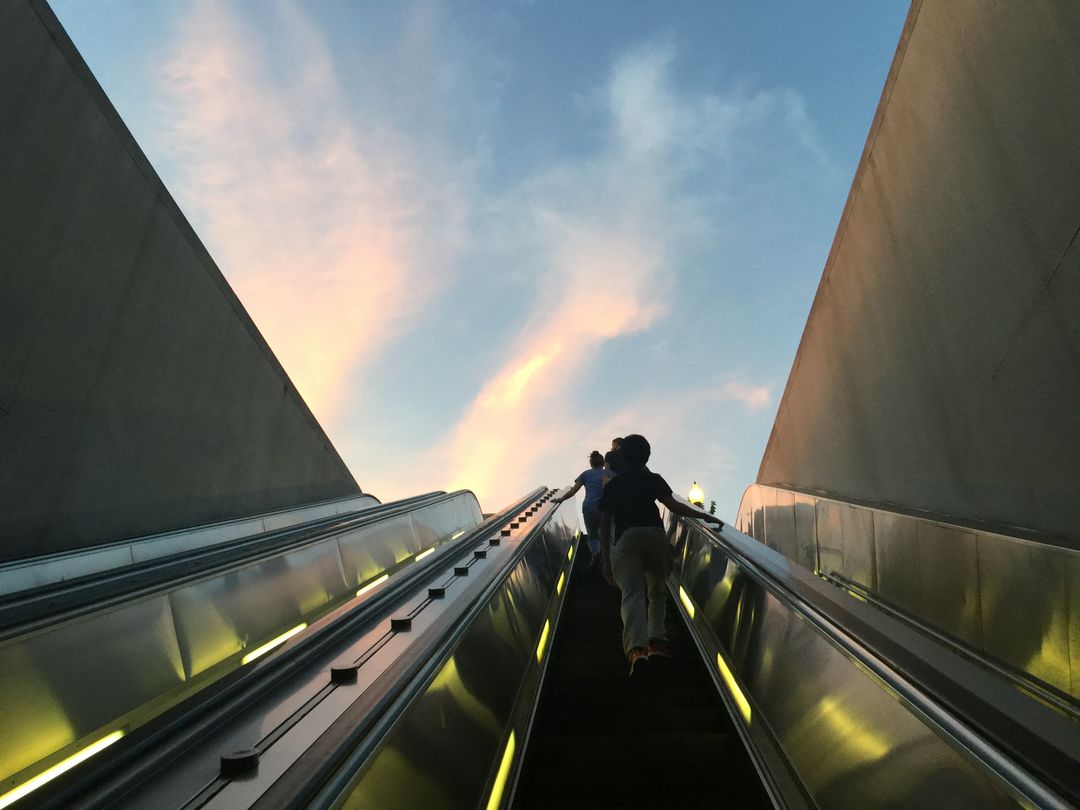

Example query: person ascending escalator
[597,434,722,675]
[552,450,608,567]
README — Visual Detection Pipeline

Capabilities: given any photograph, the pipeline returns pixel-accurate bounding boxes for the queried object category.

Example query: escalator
[8,490,1078,808]
[514,558,770,808]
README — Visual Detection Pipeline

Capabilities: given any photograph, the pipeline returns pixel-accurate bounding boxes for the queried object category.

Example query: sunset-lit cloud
[425,44,797,506]
[115,1,858,515]
[159,0,469,425]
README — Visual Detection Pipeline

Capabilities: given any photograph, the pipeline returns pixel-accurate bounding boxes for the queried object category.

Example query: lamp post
[688,482,704,506]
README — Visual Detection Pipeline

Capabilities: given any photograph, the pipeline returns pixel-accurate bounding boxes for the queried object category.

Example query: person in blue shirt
[553,450,607,564]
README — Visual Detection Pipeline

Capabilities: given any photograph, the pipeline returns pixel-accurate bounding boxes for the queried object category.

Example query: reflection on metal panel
[673,523,1020,808]
[736,483,1080,704]
[0,493,379,597]
[839,504,875,589]
[336,515,417,590]
[873,510,920,610]
[1067,556,1080,698]
[170,539,346,678]
[916,521,983,649]
[0,492,483,791]
[767,489,797,561]
[977,535,1070,694]
[0,596,185,784]
[792,493,817,572]
[338,510,576,809]
[814,500,844,580]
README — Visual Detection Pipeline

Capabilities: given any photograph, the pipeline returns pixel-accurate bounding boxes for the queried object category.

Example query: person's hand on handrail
[659,493,724,529]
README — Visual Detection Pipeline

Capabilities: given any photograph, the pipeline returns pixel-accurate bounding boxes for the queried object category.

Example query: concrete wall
[758,1,1080,543]
[0,1,361,561]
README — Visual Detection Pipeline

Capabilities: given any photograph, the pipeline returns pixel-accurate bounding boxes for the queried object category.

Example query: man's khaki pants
[611,526,671,655]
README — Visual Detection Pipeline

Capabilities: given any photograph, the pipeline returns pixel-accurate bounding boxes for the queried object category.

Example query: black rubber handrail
[683,518,1079,808]
[0,491,456,635]
[30,489,548,810]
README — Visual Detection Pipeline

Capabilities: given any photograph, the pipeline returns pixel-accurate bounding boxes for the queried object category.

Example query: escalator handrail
[677,515,1078,808]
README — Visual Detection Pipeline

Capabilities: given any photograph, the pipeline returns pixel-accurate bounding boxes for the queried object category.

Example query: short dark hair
[605,449,626,475]
[589,450,604,467]
[611,437,624,448]
[619,434,651,469]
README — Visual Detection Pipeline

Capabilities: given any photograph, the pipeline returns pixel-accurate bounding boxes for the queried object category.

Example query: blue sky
[52,0,908,515]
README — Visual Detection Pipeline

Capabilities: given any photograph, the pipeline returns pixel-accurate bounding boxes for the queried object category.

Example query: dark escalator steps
[513,559,771,809]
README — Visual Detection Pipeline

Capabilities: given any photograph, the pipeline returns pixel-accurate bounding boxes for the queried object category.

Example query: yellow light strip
[450,530,466,540]
[556,572,565,595]
[847,589,867,603]
[356,573,389,597]
[678,586,696,619]
[535,619,551,663]
[567,545,574,561]
[485,731,516,810]
[717,652,752,723]
[241,623,307,665]
[0,730,124,809]
[415,547,435,562]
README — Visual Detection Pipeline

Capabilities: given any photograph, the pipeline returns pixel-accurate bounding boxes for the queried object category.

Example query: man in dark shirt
[598,434,722,674]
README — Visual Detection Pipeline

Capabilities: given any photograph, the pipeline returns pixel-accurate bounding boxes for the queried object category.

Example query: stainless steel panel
[170,539,348,678]
[766,488,798,562]
[0,492,485,794]
[838,503,875,590]
[792,493,818,572]
[675,525,1019,809]
[815,498,845,579]
[336,514,418,590]
[1068,554,1080,699]
[873,510,921,613]
[915,521,983,649]
[977,536,1071,694]
[752,488,766,542]
[338,513,575,809]
[0,596,185,784]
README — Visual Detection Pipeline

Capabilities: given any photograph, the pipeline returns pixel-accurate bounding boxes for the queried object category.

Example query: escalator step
[513,560,771,808]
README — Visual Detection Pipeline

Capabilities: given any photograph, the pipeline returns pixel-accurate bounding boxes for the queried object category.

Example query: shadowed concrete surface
[0,0,360,561]
[759,1,1080,543]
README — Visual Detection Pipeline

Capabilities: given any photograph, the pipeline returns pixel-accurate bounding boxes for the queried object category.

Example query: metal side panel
[766,488,798,562]
[335,515,419,592]
[169,538,349,679]
[0,595,185,788]
[976,533,1071,695]
[914,520,983,650]
[737,483,1080,704]
[674,524,1023,809]
[332,510,577,810]
[872,510,921,614]
[838,502,875,591]
[1068,554,1080,698]
[0,492,485,802]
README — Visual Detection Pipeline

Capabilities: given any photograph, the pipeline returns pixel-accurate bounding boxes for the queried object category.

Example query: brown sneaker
[628,647,650,675]
[647,639,674,659]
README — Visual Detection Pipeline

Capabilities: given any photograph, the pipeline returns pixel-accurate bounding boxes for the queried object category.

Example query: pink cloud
[159,0,461,426]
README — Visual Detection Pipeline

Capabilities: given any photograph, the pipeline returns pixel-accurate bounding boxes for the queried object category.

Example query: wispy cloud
[159,0,468,424]
[426,43,792,506]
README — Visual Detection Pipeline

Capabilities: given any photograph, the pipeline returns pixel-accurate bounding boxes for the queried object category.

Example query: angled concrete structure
[758,1,1080,545]
[0,1,361,561]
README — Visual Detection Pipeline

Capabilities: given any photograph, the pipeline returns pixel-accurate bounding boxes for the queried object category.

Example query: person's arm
[552,480,583,503]
[658,493,723,527]
[599,511,615,585]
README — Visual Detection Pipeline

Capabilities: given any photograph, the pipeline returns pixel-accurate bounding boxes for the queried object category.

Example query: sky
[52,0,908,517]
